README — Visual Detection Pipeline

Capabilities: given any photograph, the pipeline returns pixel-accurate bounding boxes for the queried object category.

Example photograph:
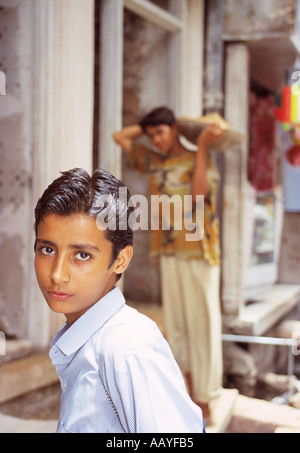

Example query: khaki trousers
[160,255,223,403]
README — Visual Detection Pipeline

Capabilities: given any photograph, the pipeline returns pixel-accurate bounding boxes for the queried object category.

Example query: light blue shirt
[49,287,204,433]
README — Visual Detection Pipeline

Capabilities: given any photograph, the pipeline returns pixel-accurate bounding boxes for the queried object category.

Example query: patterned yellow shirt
[128,141,220,266]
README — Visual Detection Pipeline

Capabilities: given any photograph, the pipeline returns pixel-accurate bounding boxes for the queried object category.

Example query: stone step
[0,412,57,433]
[206,388,239,433]
[0,391,237,434]
[0,352,58,404]
[275,426,300,433]
[228,394,300,433]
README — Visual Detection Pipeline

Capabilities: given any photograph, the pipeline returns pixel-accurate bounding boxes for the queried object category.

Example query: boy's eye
[76,252,91,262]
[41,246,55,256]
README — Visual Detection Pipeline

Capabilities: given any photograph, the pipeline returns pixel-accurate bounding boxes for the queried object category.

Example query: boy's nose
[50,257,70,284]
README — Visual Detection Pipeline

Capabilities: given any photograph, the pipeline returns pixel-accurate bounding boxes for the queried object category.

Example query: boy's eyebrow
[35,239,56,247]
[69,243,101,253]
[35,239,100,253]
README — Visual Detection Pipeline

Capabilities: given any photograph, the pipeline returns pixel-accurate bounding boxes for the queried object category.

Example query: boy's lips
[48,290,73,302]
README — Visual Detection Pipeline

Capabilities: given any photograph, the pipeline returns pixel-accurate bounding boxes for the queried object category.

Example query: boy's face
[34,213,131,325]
[145,124,178,154]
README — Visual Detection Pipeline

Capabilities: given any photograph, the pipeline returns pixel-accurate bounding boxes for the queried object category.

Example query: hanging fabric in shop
[284,135,300,212]
[274,75,300,212]
[249,94,277,191]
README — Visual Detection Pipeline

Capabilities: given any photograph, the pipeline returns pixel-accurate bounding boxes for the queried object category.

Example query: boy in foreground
[34,167,205,433]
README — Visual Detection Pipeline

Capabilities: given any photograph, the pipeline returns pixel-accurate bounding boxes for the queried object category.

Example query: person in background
[114,106,224,424]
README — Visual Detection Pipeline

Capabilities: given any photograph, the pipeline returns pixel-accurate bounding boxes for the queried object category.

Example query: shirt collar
[50,286,125,356]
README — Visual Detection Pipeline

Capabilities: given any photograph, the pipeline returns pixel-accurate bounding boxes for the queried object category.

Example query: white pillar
[98,0,124,179]
[33,0,94,187]
[31,0,94,345]
[168,0,205,117]
[222,43,249,316]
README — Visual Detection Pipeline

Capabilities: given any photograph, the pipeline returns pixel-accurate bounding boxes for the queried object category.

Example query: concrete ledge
[0,413,57,433]
[0,338,33,365]
[274,426,300,433]
[228,394,300,433]
[230,284,300,336]
[206,388,238,433]
[0,352,59,404]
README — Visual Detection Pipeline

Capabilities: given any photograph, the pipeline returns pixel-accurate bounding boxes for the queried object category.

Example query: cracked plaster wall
[0,1,35,337]
[224,0,297,36]
[122,9,169,304]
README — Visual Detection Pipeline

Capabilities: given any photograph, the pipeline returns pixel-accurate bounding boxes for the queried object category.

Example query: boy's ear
[173,122,179,133]
[112,245,133,277]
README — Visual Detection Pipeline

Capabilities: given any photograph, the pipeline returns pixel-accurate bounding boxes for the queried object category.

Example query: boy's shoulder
[95,304,165,360]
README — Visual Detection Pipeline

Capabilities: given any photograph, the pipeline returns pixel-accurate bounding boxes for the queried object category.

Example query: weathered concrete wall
[0,0,35,337]
[122,10,168,303]
[0,0,33,337]
[224,0,299,92]
[0,0,95,345]
[224,0,297,37]
[278,213,300,284]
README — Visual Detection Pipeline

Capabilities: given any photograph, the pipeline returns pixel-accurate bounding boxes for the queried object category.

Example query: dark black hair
[34,168,134,281]
[139,106,176,132]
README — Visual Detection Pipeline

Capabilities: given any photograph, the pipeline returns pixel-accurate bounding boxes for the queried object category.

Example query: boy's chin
[44,298,71,315]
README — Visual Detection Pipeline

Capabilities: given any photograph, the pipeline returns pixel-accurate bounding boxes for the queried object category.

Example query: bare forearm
[191,141,209,201]
[113,125,144,153]
[191,123,224,201]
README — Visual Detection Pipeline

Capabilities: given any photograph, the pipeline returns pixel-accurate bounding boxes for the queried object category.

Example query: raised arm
[191,123,225,202]
[113,125,144,153]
